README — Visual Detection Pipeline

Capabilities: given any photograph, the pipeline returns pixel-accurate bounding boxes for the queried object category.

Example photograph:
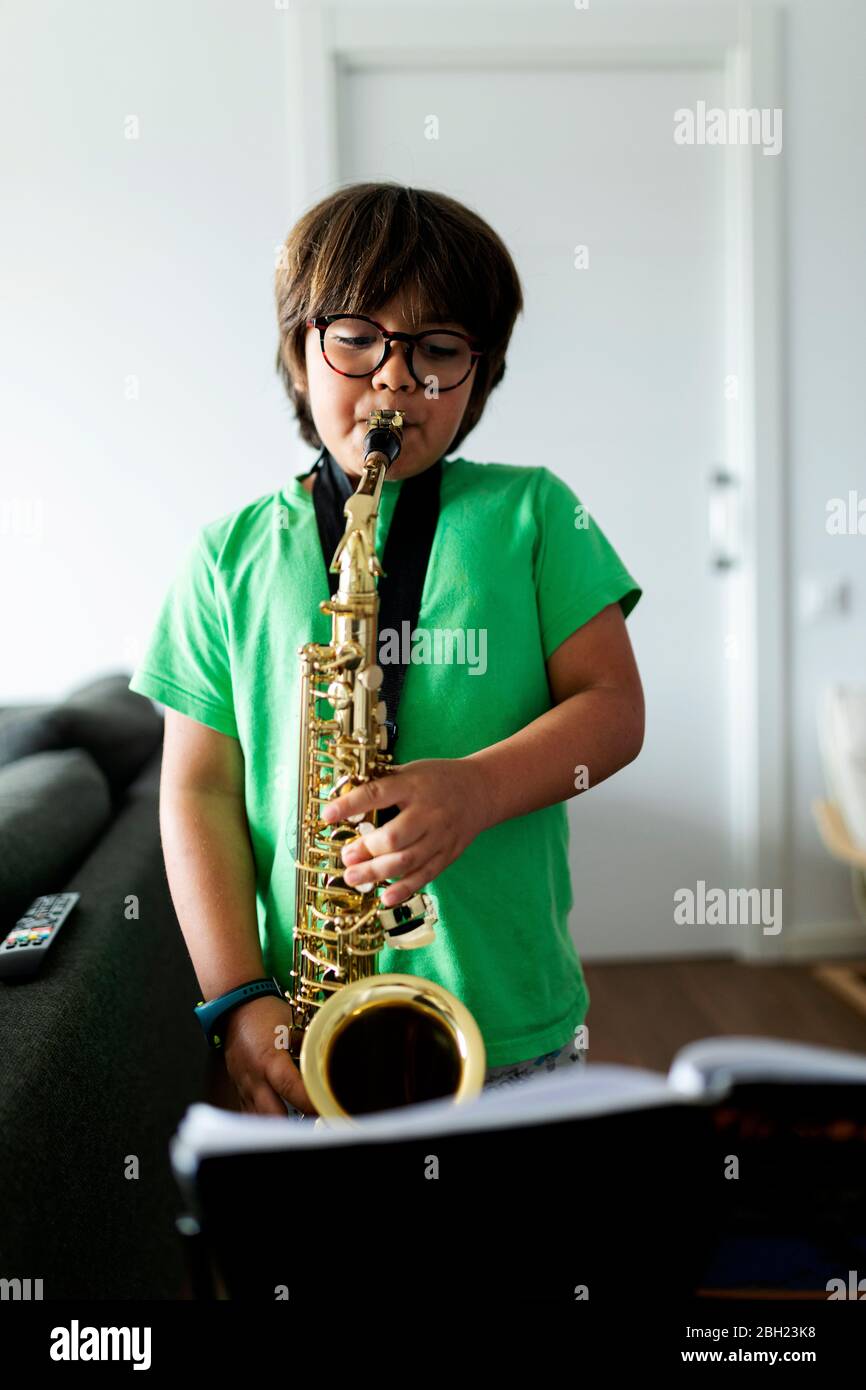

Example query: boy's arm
[159,709,266,1001]
[465,601,644,830]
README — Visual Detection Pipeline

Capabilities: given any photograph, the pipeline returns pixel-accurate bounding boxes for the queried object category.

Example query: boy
[129,182,644,1117]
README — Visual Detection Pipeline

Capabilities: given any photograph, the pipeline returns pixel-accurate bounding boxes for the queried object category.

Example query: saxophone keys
[379,891,438,948]
[387,921,436,949]
[327,679,352,709]
[359,663,383,691]
[374,700,387,724]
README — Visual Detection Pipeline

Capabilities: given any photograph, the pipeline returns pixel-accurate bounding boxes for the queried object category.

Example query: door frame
[282,0,787,962]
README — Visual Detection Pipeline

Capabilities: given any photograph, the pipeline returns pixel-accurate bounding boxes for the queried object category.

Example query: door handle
[708,467,740,570]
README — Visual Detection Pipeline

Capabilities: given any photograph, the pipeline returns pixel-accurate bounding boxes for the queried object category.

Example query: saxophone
[285,408,486,1122]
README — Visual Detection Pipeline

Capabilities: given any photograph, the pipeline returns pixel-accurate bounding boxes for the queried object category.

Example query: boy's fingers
[380,851,441,905]
[340,821,375,865]
[266,1054,317,1116]
[322,793,362,824]
[341,808,424,863]
[322,770,402,824]
[343,834,430,889]
[341,834,430,889]
[248,1084,294,1117]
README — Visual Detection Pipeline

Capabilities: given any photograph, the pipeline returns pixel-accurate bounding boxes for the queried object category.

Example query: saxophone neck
[328,409,406,576]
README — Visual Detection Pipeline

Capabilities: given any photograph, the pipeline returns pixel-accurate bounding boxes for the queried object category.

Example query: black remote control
[1,893,80,979]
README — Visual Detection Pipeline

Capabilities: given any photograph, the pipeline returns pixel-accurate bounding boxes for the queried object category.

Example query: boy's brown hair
[274,182,523,455]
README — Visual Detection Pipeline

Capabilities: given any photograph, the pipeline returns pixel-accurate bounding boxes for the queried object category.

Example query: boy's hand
[223,995,318,1117]
[321,757,490,906]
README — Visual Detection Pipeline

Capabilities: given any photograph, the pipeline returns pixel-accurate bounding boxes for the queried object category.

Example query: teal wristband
[194,977,284,1049]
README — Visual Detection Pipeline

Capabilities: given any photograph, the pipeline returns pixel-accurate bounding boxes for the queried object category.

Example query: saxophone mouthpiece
[363,409,405,468]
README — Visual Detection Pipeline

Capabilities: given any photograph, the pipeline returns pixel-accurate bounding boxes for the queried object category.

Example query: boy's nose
[371,340,416,393]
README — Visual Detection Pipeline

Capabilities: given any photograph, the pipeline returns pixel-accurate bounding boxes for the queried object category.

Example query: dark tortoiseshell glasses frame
[306,314,485,391]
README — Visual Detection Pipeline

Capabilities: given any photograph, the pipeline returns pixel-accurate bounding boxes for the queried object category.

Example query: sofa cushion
[0,748,112,929]
[0,704,50,729]
[0,671,162,797]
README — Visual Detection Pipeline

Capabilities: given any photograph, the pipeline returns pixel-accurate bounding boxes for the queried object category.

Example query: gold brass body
[285,409,486,1123]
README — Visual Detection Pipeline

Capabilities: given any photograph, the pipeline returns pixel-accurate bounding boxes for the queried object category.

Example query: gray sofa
[0,674,211,1299]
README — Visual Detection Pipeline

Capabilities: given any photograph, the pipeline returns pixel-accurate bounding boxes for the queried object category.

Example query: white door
[331,57,737,959]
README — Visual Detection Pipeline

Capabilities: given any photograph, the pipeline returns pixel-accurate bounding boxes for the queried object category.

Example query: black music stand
[171,1037,866,1305]
[170,1063,719,1306]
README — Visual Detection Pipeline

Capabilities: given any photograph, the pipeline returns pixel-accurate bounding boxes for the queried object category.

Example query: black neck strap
[308,447,442,768]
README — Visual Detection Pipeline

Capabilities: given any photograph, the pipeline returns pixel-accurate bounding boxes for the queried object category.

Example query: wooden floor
[581,956,866,1071]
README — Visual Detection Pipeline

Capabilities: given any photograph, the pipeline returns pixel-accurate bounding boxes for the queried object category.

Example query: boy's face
[297,292,476,482]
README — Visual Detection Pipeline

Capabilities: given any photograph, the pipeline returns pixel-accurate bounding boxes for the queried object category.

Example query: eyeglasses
[306,314,484,391]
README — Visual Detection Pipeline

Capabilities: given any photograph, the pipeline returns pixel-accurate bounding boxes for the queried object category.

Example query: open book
[171,1035,866,1179]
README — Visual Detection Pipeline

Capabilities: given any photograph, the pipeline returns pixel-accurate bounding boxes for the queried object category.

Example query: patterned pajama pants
[482,1041,588,1090]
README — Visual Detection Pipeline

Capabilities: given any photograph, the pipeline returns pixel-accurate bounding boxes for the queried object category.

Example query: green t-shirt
[129,457,641,1066]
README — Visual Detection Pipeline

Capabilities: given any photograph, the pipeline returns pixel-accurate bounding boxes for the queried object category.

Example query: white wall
[1,0,301,698]
[1,0,864,940]
[778,0,866,936]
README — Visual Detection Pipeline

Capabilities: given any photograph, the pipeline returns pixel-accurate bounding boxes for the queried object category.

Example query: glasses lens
[322,318,384,375]
[413,333,473,388]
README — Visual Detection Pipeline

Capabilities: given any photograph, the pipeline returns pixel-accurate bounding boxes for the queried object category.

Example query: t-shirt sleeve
[128,530,238,738]
[533,465,642,662]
